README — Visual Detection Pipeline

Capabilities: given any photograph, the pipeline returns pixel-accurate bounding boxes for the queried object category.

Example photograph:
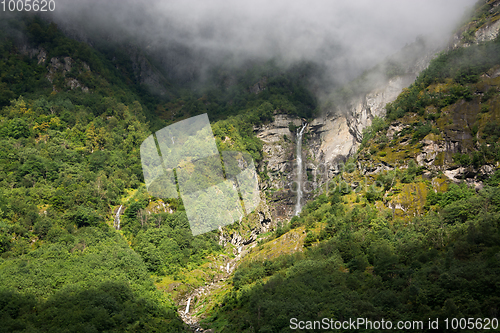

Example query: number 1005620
[2,0,55,12]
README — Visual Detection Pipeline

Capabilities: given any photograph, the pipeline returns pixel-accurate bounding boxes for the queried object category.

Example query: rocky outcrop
[128,49,171,97]
[449,1,500,49]
[344,74,417,142]
[255,113,301,185]
[249,77,267,94]
[46,56,90,92]
[18,43,89,92]
[19,45,47,64]
[415,135,497,190]
[254,113,306,220]
[475,19,500,43]
[254,72,427,220]
[218,192,273,249]
[308,113,355,165]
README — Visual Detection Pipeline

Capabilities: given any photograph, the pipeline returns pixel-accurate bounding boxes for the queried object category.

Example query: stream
[114,205,123,230]
[294,123,307,216]
[177,243,257,332]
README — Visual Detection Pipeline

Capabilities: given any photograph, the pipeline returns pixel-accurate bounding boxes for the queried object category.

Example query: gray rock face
[308,37,442,173]
[128,49,171,97]
[17,42,91,92]
[475,19,500,43]
[308,113,354,165]
[45,57,89,92]
[253,73,423,220]
[415,136,497,188]
[256,114,302,185]
[254,114,301,220]
[218,192,273,248]
[344,74,417,142]
[449,7,500,50]
[19,45,47,64]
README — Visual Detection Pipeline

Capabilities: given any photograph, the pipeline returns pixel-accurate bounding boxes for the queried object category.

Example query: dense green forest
[206,182,500,332]
[0,47,186,333]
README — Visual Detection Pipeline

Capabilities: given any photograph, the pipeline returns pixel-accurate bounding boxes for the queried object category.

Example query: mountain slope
[198,2,500,331]
[0,13,319,332]
[1,2,500,332]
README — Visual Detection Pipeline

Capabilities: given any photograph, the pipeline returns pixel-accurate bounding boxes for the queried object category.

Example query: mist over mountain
[39,0,476,91]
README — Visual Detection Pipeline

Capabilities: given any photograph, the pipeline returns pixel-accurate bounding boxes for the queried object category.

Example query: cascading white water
[294,123,307,216]
[114,205,123,230]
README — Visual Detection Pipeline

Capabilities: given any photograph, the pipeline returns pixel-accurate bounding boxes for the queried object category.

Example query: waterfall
[185,297,191,314]
[294,123,307,216]
[114,205,123,230]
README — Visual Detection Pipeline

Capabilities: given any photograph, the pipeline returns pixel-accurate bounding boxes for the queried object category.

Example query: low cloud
[45,0,476,90]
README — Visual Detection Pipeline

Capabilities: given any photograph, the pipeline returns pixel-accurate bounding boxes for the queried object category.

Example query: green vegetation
[0,94,149,254]
[2,3,500,332]
[115,188,222,276]
[206,183,500,332]
[0,16,160,114]
[0,95,187,330]
[152,60,318,133]
[360,117,388,149]
[0,16,188,331]
[201,5,500,331]
[0,232,185,332]
[385,37,500,121]
[1,281,183,333]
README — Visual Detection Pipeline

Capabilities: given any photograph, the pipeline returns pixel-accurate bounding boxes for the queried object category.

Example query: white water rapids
[294,123,307,216]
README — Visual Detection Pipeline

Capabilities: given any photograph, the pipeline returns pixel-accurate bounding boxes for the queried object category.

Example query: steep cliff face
[254,80,426,220]
[254,114,302,220]
[307,74,419,165]
[449,0,500,49]
[308,113,354,167]
[255,41,440,220]
[343,75,417,142]
[126,48,172,97]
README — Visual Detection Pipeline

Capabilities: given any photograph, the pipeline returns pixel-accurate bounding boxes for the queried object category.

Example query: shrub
[411,122,432,143]
[365,185,383,203]
[453,153,472,167]
[66,206,102,228]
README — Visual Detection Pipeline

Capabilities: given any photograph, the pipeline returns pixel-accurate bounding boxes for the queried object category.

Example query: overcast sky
[46,0,477,86]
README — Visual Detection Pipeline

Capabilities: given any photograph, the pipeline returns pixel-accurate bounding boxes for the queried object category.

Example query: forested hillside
[200,1,500,331]
[1,1,500,332]
[0,14,318,332]
[0,14,187,333]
